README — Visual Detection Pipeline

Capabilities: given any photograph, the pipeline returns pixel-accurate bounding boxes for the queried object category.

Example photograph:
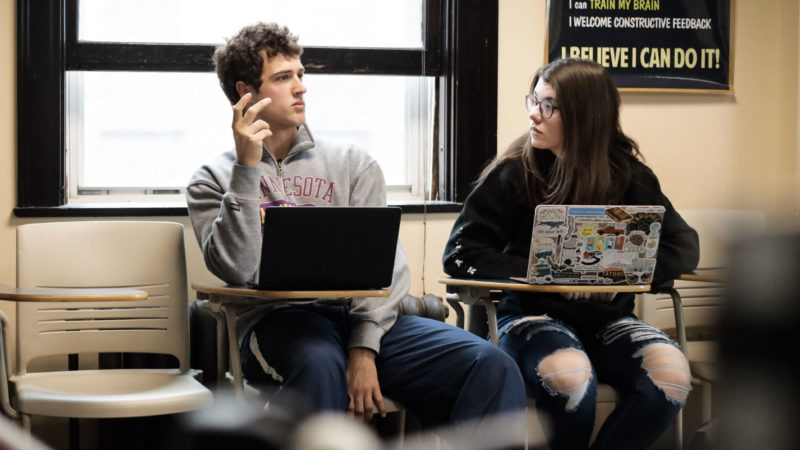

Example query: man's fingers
[347,391,366,421]
[252,128,272,142]
[232,95,271,129]
[232,92,252,123]
[247,119,272,142]
[362,395,374,422]
[352,395,365,421]
[247,119,271,135]
[373,393,387,419]
[243,96,272,121]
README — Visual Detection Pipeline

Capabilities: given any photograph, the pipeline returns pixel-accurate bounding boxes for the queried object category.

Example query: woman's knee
[536,348,594,411]
[636,342,692,404]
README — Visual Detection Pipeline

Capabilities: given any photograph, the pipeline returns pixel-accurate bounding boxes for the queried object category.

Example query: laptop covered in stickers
[258,206,402,290]
[521,205,666,285]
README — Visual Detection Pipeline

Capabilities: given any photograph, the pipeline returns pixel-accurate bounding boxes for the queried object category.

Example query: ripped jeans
[498,315,691,450]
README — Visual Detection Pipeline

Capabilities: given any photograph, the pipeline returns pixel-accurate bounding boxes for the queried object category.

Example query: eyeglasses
[524,94,558,119]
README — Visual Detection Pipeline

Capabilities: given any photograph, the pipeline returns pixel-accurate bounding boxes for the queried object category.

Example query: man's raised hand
[232,92,272,167]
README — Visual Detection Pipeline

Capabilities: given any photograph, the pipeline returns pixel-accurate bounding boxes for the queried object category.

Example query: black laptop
[258,206,402,290]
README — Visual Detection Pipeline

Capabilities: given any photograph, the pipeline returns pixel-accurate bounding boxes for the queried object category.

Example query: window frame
[15,0,497,216]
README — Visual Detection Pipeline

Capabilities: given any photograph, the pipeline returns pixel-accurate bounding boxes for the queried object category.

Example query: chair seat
[527,382,619,409]
[687,340,717,363]
[12,369,213,418]
[690,361,717,382]
[596,383,619,403]
[687,340,718,381]
[381,397,403,414]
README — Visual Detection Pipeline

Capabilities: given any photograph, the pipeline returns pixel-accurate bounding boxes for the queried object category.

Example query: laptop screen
[258,206,401,290]
[527,205,665,285]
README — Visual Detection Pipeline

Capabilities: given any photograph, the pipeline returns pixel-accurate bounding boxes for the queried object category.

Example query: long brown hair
[480,58,641,205]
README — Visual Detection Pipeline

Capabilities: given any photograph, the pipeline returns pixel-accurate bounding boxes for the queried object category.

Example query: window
[77,0,423,48]
[66,72,432,202]
[16,0,497,215]
[68,1,430,203]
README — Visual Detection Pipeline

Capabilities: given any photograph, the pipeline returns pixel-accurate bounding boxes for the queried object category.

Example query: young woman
[443,58,700,450]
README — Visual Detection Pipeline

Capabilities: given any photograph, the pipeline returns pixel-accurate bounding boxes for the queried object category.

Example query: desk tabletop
[191,282,390,300]
[438,277,651,293]
[0,285,148,302]
[678,273,722,283]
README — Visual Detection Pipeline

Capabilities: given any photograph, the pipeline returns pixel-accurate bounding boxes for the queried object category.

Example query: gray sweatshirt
[186,124,410,353]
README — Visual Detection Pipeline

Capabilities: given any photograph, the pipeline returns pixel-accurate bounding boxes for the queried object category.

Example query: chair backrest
[15,221,190,375]
[639,209,766,339]
[679,209,766,270]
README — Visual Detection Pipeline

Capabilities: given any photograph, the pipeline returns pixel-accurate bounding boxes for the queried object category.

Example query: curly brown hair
[213,22,303,104]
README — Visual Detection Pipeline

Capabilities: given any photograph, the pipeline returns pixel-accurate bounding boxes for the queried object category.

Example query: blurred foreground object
[0,414,51,450]
[291,413,384,450]
[713,232,800,450]
[169,389,533,450]
[168,389,309,450]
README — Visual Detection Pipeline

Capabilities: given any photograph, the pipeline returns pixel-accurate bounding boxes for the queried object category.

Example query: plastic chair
[445,280,694,448]
[0,413,50,450]
[1,221,213,442]
[450,299,619,441]
[639,209,766,445]
[190,291,450,446]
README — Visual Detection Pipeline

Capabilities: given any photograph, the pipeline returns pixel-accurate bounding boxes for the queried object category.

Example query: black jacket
[443,157,700,333]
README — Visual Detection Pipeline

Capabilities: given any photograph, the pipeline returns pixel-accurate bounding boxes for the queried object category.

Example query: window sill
[13,201,463,218]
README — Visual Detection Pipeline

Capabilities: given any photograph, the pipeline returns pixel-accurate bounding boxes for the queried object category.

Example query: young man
[186,22,525,434]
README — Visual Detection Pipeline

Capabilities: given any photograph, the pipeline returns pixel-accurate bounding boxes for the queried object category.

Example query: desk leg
[200,300,228,387]
[220,303,245,394]
[445,292,466,329]
[216,315,227,385]
[479,299,500,346]
[68,355,79,450]
[663,287,686,450]
[0,313,20,420]
[446,286,498,345]
[664,287,689,359]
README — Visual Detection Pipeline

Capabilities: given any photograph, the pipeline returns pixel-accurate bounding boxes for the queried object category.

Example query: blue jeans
[241,303,527,434]
[498,315,689,450]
